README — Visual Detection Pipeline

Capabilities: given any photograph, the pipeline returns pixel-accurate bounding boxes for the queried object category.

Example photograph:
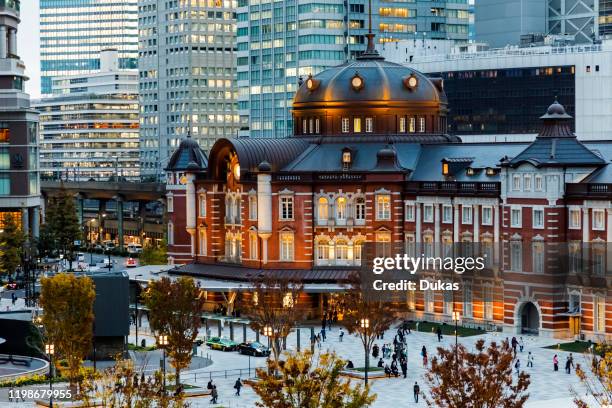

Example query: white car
[77,253,85,262]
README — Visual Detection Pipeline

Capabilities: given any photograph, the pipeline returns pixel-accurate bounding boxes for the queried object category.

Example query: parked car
[125,257,138,268]
[77,253,85,262]
[237,341,270,357]
[205,337,238,351]
[127,243,143,254]
[102,241,116,251]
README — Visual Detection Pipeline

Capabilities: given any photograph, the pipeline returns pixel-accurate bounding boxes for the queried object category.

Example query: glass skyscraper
[138,0,239,179]
[237,0,470,138]
[39,0,138,95]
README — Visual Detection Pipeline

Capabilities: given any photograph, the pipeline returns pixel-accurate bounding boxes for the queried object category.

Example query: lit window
[568,208,581,229]
[533,208,544,229]
[280,196,294,220]
[354,117,362,133]
[317,197,329,221]
[594,296,605,333]
[376,195,391,220]
[336,197,347,220]
[592,209,605,230]
[462,206,472,224]
[302,118,307,134]
[442,162,449,176]
[405,202,415,222]
[365,117,373,133]
[511,207,522,228]
[249,231,258,259]
[280,231,294,261]
[315,118,320,134]
[399,117,406,133]
[341,117,350,133]
[481,206,492,225]
[409,117,416,133]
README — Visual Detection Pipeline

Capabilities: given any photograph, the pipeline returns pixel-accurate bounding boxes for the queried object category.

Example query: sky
[21,0,41,98]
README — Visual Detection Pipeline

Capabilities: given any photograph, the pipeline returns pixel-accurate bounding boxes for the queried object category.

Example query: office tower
[39,0,138,95]
[475,0,547,47]
[138,0,239,179]
[548,0,598,43]
[237,0,471,138]
[599,0,612,38]
[0,0,41,236]
[34,50,140,182]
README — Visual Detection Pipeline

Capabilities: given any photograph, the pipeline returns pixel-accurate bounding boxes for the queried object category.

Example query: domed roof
[293,59,446,109]
[540,99,572,120]
[165,137,208,172]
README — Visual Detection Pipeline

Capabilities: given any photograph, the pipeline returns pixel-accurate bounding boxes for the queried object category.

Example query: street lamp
[360,318,370,385]
[45,343,54,408]
[134,274,143,346]
[157,335,168,394]
[263,326,273,350]
[452,311,461,375]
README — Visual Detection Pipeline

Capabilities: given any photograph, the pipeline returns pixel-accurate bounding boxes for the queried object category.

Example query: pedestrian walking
[527,352,534,367]
[234,378,242,396]
[519,337,524,353]
[401,359,407,378]
[207,380,214,391]
[436,327,442,342]
[339,328,344,342]
[372,344,380,359]
[553,354,559,371]
[421,346,428,366]
[321,327,326,341]
[413,381,420,403]
[566,353,574,374]
[211,385,218,404]
[515,359,521,374]
[511,337,518,355]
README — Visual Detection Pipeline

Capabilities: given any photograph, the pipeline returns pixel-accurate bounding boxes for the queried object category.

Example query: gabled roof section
[165,137,208,172]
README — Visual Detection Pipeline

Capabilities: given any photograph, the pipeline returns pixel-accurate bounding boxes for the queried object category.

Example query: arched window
[355,197,365,223]
[316,240,330,262]
[317,197,329,223]
[336,197,347,220]
[335,240,348,261]
[249,231,258,259]
[199,228,207,256]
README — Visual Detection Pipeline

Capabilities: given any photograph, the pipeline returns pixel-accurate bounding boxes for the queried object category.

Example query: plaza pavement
[0,294,594,407]
[130,318,592,408]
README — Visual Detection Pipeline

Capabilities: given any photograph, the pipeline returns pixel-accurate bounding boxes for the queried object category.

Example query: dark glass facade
[601,0,612,38]
[431,66,575,134]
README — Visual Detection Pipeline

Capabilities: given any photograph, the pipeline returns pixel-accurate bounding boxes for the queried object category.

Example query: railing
[406,181,500,194]
[565,183,611,197]
[180,367,264,383]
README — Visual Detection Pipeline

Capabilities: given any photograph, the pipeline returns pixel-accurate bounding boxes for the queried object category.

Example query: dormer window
[466,168,474,176]
[315,118,320,134]
[486,167,496,176]
[442,162,449,176]
[342,148,352,170]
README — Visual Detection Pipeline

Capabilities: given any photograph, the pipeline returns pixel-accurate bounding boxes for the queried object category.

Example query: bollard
[217,320,222,337]
[243,323,247,342]
[256,331,260,342]
[230,322,234,341]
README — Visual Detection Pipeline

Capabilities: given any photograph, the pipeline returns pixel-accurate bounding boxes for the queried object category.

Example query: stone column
[30,207,40,239]
[494,204,500,264]
[473,204,479,243]
[116,197,124,251]
[0,26,7,59]
[453,203,460,242]
[434,203,440,256]
[582,207,590,243]
[21,208,29,235]
[8,28,16,57]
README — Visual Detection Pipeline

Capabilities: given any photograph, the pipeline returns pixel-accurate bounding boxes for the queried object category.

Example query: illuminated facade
[237,0,470,138]
[34,50,139,181]
[39,0,138,95]
[167,36,611,341]
[138,0,240,179]
[0,0,41,235]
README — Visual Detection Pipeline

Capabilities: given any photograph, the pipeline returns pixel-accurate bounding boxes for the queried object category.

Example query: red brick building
[165,41,610,342]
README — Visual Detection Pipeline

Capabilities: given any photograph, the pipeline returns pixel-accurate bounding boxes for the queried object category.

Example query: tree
[139,240,167,266]
[424,339,531,408]
[246,275,305,362]
[252,349,376,408]
[44,188,81,269]
[574,343,611,407]
[142,276,204,386]
[341,273,396,384]
[40,273,96,389]
[0,213,26,277]
[79,358,188,408]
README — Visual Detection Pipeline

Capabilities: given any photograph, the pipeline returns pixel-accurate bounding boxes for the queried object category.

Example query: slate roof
[165,137,208,171]
[508,137,606,168]
[169,262,355,284]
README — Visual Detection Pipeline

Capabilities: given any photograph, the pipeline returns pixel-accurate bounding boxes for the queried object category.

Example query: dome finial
[358,0,384,60]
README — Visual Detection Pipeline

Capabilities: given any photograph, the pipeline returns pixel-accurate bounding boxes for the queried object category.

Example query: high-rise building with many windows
[237,0,470,138]
[39,0,138,95]
[138,0,240,179]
